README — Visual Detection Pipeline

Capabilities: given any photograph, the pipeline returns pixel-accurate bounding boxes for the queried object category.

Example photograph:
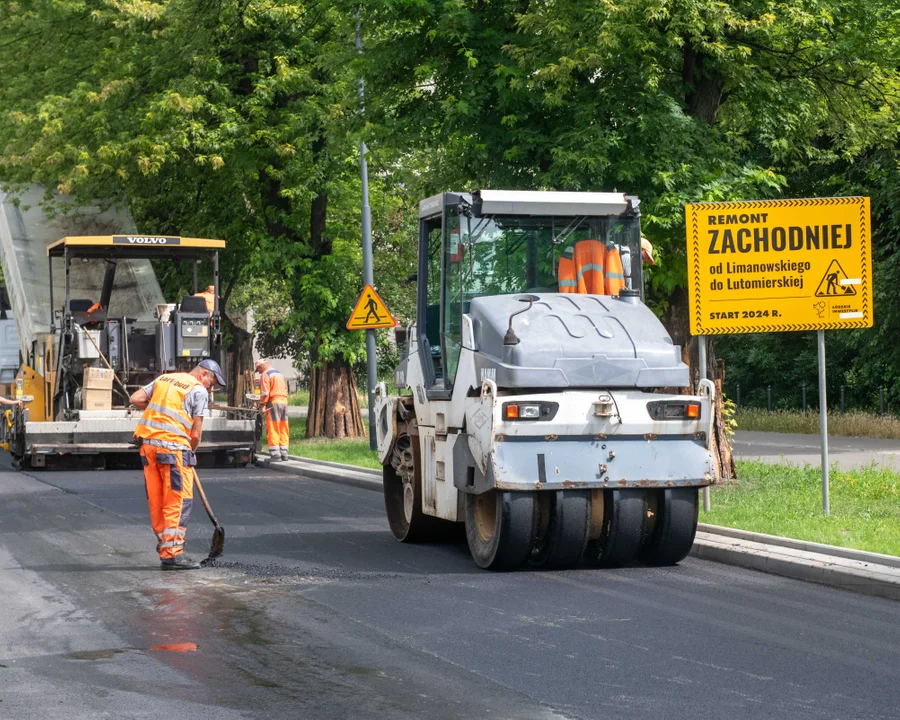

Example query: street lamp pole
[356,12,377,449]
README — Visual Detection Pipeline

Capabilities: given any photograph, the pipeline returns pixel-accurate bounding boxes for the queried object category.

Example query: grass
[287,389,310,407]
[736,407,900,440]
[266,417,380,470]
[705,460,900,556]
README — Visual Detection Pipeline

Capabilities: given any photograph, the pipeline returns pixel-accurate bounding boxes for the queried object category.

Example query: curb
[691,532,900,600]
[695,523,900,571]
[260,453,900,600]
[259,454,381,492]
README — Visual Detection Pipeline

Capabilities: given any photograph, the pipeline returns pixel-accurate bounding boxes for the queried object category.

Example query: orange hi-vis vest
[605,245,626,295]
[195,291,215,313]
[558,240,626,295]
[134,373,201,450]
[260,368,288,404]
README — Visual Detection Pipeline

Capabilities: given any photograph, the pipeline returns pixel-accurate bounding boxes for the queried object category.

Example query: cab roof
[47,235,225,259]
[418,190,636,219]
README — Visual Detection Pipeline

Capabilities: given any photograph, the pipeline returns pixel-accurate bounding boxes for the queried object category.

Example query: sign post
[698,334,711,512]
[817,330,830,514]
[687,197,872,513]
[356,14,377,449]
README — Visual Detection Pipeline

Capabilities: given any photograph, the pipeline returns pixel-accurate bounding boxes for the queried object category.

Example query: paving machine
[0,234,258,469]
[374,190,715,570]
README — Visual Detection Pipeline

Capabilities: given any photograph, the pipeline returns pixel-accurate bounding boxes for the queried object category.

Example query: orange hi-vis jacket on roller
[134,373,202,560]
[260,368,290,458]
[558,240,626,295]
[194,286,216,314]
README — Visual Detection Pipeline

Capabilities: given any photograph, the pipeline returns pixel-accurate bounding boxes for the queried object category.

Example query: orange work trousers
[266,402,290,457]
[140,444,196,560]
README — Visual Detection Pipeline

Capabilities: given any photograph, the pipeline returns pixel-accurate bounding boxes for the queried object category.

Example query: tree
[0,0,386,437]
[359,0,900,475]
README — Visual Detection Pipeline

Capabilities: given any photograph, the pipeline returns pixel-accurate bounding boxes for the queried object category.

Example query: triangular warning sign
[815,259,858,298]
[346,284,395,330]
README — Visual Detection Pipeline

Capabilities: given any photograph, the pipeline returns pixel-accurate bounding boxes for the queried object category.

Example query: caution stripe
[696,321,870,335]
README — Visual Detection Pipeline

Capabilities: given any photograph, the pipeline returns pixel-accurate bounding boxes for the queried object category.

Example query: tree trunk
[682,43,725,125]
[221,314,254,407]
[663,290,736,481]
[306,352,366,439]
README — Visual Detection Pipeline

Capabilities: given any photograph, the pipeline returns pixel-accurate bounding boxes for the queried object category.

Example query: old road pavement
[3,457,900,720]
[734,430,900,471]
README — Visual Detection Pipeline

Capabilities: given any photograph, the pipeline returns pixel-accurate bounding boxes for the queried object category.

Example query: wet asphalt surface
[2,457,900,719]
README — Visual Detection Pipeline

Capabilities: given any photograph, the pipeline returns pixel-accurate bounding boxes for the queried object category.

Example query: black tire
[638,488,699,566]
[530,490,591,569]
[584,489,648,567]
[465,490,537,571]
[383,437,450,542]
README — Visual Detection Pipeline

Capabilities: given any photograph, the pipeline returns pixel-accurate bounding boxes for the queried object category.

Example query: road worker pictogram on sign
[814,259,857,297]
[346,284,396,330]
[686,197,872,334]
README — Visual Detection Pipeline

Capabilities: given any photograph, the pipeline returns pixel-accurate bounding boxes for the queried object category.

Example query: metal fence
[730,383,892,415]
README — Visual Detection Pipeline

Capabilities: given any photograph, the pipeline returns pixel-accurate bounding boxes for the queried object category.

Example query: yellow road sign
[686,197,872,334]
[346,284,395,330]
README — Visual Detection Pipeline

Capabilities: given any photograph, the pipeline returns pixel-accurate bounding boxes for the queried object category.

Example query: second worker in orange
[255,360,290,461]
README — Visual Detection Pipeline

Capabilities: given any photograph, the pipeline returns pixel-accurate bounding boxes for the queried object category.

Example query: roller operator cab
[374,190,715,571]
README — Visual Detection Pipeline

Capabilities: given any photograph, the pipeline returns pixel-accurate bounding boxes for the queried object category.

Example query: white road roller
[374,190,715,570]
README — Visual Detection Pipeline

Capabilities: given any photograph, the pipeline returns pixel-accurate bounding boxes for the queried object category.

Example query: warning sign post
[686,196,873,516]
[346,284,395,330]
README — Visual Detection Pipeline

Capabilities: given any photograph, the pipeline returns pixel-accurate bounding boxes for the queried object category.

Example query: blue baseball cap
[198,359,226,388]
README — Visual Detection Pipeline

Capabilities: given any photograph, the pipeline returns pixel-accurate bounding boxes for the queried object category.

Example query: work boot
[280,452,289,461]
[269,454,282,462]
[160,555,201,570]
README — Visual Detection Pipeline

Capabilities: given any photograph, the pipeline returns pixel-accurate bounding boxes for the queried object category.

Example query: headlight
[502,401,558,421]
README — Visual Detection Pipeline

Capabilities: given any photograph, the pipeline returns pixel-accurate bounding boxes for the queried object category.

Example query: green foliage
[0,0,384,368]
[362,0,899,320]
[719,150,900,411]
[2,0,900,398]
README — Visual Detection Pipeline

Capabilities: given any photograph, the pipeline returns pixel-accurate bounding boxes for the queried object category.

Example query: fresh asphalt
[734,430,900,471]
[2,456,900,719]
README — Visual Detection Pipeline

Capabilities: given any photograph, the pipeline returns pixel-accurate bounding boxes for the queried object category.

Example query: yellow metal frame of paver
[48,235,225,257]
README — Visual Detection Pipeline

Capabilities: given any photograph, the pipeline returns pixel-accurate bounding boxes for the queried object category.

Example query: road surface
[734,430,900,471]
[2,456,900,719]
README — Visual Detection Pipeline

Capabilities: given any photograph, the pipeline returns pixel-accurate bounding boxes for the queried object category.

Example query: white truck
[374,190,714,570]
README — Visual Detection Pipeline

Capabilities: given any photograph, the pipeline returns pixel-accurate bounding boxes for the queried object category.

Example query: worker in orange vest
[255,360,290,461]
[558,236,655,294]
[129,359,225,570]
[558,240,626,295]
[193,285,216,314]
[85,302,106,325]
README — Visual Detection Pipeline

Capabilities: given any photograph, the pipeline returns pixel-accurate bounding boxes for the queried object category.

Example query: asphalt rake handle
[193,471,225,565]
